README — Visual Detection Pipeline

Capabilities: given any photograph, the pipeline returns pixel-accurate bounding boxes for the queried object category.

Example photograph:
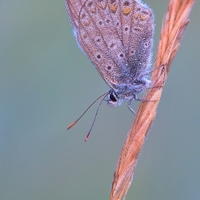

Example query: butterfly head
[106,91,123,107]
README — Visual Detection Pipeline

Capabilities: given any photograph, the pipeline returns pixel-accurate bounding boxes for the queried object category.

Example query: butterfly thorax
[106,75,151,107]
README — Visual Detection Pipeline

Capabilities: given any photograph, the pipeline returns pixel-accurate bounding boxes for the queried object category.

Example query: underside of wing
[66,0,155,88]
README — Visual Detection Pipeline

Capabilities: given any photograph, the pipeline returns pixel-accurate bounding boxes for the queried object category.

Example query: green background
[1,0,200,199]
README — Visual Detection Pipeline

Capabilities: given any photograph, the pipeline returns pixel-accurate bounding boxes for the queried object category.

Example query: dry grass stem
[110,0,195,199]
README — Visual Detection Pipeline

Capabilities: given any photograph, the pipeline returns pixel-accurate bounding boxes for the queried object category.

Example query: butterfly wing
[65,0,154,89]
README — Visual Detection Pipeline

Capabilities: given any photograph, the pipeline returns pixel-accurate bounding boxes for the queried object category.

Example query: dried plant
[110,0,195,199]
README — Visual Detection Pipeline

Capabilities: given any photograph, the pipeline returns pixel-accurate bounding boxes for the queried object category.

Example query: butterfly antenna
[84,92,108,142]
[67,92,107,130]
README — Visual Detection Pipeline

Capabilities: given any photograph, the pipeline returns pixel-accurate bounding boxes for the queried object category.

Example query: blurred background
[0,1,200,199]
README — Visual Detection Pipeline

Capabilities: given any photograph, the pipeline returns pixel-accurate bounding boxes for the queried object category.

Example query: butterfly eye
[110,93,117,102]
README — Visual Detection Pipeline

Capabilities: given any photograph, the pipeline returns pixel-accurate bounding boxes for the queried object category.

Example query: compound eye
[110,93,117,102]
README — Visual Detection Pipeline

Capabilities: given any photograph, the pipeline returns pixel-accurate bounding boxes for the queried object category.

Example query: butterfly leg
[146,64,167,89]
[127,100,136,115]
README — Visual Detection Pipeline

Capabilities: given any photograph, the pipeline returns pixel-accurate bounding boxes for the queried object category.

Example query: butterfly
[65,0,155,140]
